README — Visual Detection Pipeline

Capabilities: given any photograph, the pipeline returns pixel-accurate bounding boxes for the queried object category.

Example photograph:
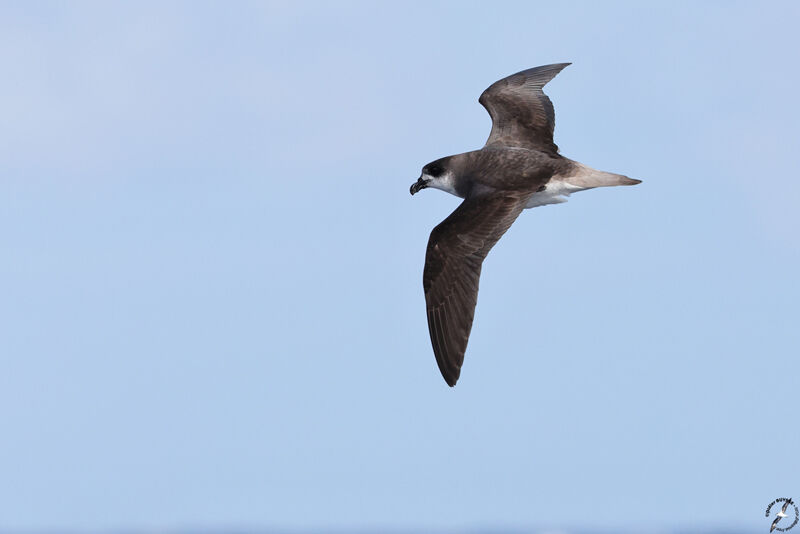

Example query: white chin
[426,172,460,197]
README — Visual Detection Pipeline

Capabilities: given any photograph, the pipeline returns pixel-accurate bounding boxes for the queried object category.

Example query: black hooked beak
[410,176,428,195]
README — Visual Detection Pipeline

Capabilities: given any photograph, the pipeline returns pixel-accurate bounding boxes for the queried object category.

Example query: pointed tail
[567,161,641,189]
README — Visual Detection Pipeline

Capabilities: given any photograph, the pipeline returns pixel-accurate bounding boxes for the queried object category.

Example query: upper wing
[479,63,571,153]
[423,191,531,386]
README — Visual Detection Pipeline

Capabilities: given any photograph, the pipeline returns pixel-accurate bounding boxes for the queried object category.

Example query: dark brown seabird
[410,63,640,387]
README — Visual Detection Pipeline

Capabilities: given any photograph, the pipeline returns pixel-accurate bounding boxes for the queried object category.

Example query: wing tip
[443,372,459,387]
[525,62,572,81]
[434,344,462,387]
[428,308,464,388]
[480,62,573,102]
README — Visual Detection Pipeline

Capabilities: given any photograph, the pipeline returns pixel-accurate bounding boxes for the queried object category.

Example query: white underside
[525,179,586,208]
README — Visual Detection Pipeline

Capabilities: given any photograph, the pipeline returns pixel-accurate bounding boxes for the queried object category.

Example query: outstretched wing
[423,191,531,386]
[479,63,571,153]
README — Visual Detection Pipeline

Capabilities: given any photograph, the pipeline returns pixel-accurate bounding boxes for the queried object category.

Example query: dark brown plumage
[412,63,640,386]
[480,63,570,153]
[423,192,531,386]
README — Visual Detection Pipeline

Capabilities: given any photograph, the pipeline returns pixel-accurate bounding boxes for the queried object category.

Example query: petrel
[410,63,640,387]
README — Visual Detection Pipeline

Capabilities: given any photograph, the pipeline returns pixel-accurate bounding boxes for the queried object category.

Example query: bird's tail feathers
[567,162,641,189]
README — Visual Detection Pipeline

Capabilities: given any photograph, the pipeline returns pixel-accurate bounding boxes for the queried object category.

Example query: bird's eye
[427,164,443,177]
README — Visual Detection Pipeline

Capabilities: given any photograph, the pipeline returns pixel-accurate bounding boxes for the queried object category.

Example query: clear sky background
[1,1,798,532]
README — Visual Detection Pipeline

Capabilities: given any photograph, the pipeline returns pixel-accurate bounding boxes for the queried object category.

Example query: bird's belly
[525,179,585,208]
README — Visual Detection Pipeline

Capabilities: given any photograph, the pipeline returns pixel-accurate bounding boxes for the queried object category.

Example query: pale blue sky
[1,1,798,532]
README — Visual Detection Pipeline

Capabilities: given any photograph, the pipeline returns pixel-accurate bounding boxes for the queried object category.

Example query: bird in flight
[771,498,795,532]
[410,63,640,387]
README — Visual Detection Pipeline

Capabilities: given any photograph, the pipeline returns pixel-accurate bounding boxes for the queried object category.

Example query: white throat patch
[424,171,460,197]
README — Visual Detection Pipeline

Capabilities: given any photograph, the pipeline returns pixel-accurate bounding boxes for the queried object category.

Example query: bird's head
[410,158,451,195]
